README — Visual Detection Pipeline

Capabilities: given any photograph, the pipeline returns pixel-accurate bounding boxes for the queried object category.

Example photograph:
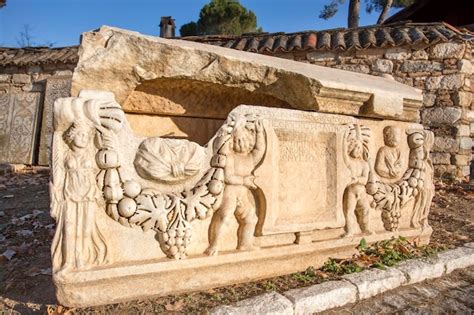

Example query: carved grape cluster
[95,112,259,259]
[159,211,192,259]
[381,208,401,232]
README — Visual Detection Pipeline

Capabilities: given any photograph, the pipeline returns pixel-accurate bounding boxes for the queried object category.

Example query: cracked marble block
[51,26,434,307]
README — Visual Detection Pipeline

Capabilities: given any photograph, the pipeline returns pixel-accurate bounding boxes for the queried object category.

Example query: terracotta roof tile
[183,22,472,53]
[0,46,78,67]
[0,22,472,67]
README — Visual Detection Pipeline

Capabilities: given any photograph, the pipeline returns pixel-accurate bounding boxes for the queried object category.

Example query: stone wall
[0,62,75,165]
[268,41,473,181]
[0,63,74,94]
[0,40,472,182]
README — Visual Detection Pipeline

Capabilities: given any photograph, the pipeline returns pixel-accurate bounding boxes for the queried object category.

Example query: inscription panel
[256,122,342,235]
[276,130,336,227]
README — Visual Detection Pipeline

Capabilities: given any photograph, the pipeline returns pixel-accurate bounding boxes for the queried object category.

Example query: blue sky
[0,0,401,47]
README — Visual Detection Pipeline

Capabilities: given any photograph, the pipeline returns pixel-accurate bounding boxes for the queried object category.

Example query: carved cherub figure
[342,125,374,237]
[205,119,265,256]
[375,126,404,179]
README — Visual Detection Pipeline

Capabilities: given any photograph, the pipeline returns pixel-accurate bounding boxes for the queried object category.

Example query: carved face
[232,128,255,154]
[348,140,364,159]
[64,121,93,150]
[383,126,401,147]
[407,132,424,149]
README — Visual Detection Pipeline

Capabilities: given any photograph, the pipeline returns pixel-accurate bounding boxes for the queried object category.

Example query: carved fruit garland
[95,109,256,259]
[367,129,434,232]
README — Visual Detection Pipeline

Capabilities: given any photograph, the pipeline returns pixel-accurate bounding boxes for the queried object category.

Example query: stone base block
[211,292,293,315]
[284,280,357,314]
[55,227,431,307]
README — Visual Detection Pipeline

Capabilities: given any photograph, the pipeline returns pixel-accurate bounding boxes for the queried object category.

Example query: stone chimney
[160,16,175,38]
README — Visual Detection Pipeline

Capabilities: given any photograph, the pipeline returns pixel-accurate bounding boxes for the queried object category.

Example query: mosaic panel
[38,76,71,165]
[0,93,41,164]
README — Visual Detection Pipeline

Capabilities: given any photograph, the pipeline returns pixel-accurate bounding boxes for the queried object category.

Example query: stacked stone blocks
[274,41,473,180]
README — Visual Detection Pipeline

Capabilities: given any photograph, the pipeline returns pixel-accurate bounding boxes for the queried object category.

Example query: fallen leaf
[165,299,184,311]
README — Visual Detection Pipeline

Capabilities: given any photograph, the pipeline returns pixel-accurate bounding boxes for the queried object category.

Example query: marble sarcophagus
[50,27,433,307]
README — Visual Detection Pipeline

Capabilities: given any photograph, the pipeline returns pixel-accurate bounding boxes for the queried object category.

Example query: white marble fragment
[437,247,474,273]
[395,258,445,284]
[210,292,293,315]
[284,280,357,314]
[343,268,406,299]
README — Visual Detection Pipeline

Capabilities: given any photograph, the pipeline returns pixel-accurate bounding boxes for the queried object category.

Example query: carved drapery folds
[340,124,435,234]
[51,91,266,266]
[51,94,122,272]
[51,91,434,279]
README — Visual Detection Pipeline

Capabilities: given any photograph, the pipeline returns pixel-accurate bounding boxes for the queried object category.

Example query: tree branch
[348,0,360,28]
[377,0,393,24]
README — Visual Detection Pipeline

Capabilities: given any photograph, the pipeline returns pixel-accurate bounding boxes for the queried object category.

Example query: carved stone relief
[50,92,434,307]
[367,129,434,232]
[205,115,265,256]
[0,93,41,164]
[51,93,267,263]
[342,124,374,237]
[134,137,206,183]
[51,119,109,274]
[39,76,72,166]
[375,126,404,179]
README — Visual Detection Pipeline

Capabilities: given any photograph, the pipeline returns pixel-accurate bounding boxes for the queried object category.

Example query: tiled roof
[182,22,472,53]
[0,46,79,67]
[0,23,472,67]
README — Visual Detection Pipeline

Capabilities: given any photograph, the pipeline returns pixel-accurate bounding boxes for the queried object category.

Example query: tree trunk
[377,0,393,24]
[348,0,360,28]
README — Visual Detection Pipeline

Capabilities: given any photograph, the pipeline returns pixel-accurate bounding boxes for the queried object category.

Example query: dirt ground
[0,169,473,314]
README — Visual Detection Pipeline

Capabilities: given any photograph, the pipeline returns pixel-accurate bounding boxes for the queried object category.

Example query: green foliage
[319,0,417,24]
[262,280,277,291]
[292,266,317,283]
[322,258,362,275]
[321,236,444,276]
[365,0,417,13]
[179,0,262,37]
[359,238,368,250]
[322,258,342,274]
[180,22,198,37]
[319,0,346,20]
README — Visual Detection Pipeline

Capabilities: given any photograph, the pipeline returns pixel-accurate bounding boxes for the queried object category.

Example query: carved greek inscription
[275,129,338,230]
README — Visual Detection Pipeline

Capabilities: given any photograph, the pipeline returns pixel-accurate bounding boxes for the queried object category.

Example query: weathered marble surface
[50,26,433,307]
[72,26,422,125]
[50,90,433,307]
[0,93,41,164]
[38,76,72,166]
